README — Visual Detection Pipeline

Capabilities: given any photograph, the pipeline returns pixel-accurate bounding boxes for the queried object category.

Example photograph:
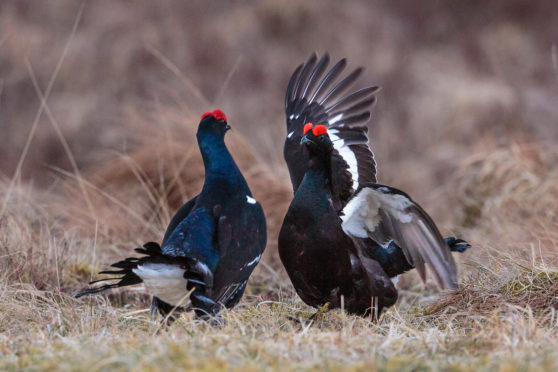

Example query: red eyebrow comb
[201,109,227,122]
[303,123,313,134]
[312,125,327,136]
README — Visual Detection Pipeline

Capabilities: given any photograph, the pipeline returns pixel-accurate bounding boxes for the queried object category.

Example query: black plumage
[279,55,470,319]
[76,110,267,319]
[283,53,379,202]
[280,125,396,316]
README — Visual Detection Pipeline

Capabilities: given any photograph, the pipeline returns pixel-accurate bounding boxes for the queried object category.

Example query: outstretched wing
[284,53,379,200]
[340,183,458,289]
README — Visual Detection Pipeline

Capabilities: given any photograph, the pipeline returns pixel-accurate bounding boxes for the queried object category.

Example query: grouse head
[300,123,333,157]
[197,109,231,139]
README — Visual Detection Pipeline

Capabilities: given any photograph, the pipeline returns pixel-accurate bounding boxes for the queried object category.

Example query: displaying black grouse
[76,110,267,318]
[279,54,469,318]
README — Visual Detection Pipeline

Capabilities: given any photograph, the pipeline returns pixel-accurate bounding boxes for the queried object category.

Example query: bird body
[279,55,470,318]
[280,158,351,300]
[280,130,397,316]
[77,110,267,318]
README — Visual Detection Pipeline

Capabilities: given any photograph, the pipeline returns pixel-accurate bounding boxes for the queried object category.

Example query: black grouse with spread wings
[279,55,470,318]
[284,53,379,208]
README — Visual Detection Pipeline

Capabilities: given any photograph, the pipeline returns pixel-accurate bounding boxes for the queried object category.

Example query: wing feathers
[292,53,317,101]
[309,58,347,103]
[285,64,303,109]
[329,96,377,121]
[335,111,371,127]
[341,184,458,289]
[326,86,379,114]
[302,53,329,99]
[284,53,379,197]
[319,67,363,107]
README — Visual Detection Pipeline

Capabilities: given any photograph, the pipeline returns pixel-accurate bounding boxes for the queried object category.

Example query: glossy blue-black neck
[196,120,248,193]
[304,149,333,190]
[291,150,334,217]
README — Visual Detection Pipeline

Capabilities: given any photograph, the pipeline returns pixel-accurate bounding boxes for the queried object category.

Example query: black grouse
[279,54,469,318]
[76,110,267,318]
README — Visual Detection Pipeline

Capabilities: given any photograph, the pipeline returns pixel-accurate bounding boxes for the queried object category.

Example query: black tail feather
[362,237,471,278]
[445,237,471,253]
[134,241,161,255]
[74,274,142,298]
[74,242,162,298]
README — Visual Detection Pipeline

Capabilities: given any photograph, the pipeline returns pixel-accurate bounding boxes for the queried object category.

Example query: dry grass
[2,130,558,371]
[2,1,558,370]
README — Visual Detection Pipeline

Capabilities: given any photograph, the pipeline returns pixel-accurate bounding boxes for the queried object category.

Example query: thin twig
[90,220,98,282]
[25,58,97,220]
[51,239,61,290]
[50,166,160,235]
[213,55,242,105]
[145,43,209,107]
[552,45,558,85]
[0,250,25,259]
[122,308,151,317]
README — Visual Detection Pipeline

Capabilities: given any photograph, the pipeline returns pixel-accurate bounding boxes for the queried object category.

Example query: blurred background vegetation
[2,0,558,282]
[2,0,557,185]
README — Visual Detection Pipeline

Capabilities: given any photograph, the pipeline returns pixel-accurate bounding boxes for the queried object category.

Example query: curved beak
[225,124,231,132]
